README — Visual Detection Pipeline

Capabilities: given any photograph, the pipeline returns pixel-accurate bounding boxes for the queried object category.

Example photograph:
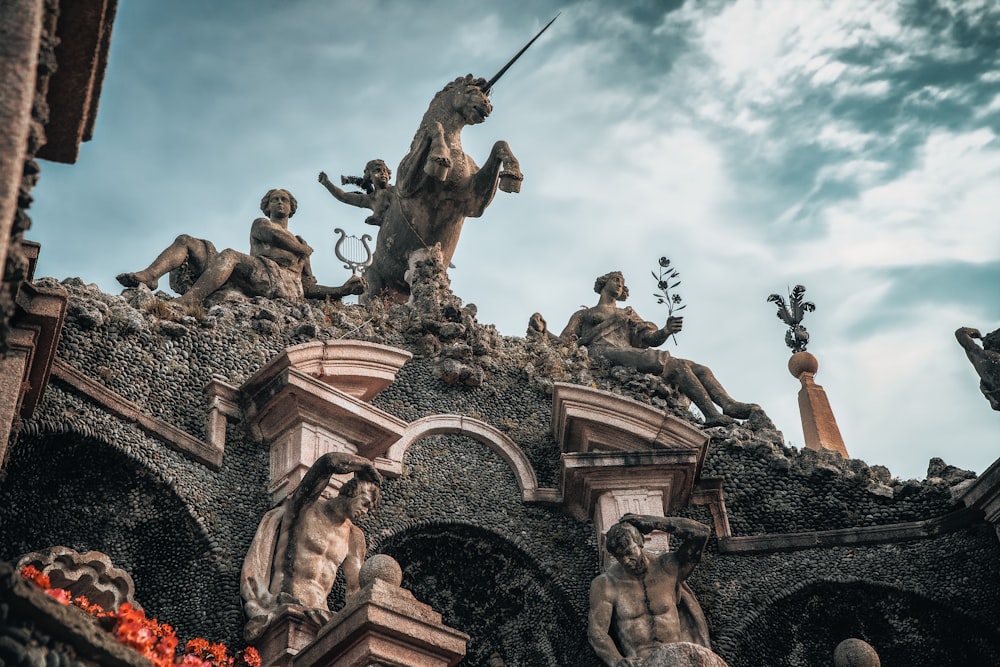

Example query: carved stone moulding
[16,546,139,612]
[561,451,703,521]
[552,382,709,457]
[240,340,411,502]
[552,383,714,561]
[248,340,413,402]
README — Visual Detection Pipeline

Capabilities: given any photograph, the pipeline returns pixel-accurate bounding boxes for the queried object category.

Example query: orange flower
[19,565,51,589]
[242,646,261,667]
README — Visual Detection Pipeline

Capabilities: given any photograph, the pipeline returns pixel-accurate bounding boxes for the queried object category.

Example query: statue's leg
[425,122,451,180]
[172,248,242,308]
[689,361,756,419]
[116,234,212,290]
[662,358,736,427]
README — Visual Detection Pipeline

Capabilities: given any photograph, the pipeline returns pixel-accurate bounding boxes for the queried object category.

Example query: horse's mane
[396,75,487,191]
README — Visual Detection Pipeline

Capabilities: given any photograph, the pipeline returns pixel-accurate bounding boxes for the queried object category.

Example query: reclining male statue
[559,271,757,427]
[116,188,364,307]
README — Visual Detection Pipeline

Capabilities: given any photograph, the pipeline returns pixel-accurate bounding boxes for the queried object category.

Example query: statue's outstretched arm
[318,171,374,210]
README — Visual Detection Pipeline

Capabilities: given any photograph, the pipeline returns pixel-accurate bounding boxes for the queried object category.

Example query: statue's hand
[665,316,684,335]
[343,274,366,295]
[295,235,314,256]
[615,658,642,667]
[355,462,384,486]
[318,171,330,185]
[621,513,656,535]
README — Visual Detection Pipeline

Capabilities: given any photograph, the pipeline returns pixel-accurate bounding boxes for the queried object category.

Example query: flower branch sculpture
[652,256,685,345]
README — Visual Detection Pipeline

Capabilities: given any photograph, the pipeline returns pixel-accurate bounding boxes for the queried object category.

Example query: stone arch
[383,414,545,501]
[370,521,599,667]
[717,576,1000,666]
[0,429,240,642]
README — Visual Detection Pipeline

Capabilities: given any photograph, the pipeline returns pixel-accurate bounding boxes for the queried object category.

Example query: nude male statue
[561,271,757,427]
[588,514,714,667]
[116,188,364,308]
[240,452,382,641]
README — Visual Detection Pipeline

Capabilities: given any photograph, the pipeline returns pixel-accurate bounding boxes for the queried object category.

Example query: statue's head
[339,478,381,520]
[364,159,392,188]
[594,271,629,301]
[434,74,493,126]
[605,522,646,575]
[260,189,297,218]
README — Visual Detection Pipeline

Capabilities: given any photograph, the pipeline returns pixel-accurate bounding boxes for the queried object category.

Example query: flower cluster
[18,566,260,667]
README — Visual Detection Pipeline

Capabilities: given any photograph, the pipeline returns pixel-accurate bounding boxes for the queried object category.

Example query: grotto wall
[1,278,998,666]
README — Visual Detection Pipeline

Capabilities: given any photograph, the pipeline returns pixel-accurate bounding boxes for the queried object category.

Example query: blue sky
[30,0,999,480]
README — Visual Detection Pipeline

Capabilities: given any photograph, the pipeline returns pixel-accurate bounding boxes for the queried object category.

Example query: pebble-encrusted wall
[2,277,999,666]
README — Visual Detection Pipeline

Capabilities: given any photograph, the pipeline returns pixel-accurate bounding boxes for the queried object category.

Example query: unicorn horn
[482,13,559,95]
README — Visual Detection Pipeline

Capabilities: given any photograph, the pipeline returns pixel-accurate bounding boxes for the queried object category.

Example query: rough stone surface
[1,279,999,666]
[641,642,730,666]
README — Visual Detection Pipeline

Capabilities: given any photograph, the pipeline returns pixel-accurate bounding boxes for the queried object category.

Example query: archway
[0,432,236,642]
[373,522,599,667]
[721,578,1000,666]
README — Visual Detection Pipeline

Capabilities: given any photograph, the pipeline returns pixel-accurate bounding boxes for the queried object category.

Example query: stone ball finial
[788,350,819,379]
[834,638,881,667]
[359,554,403,588]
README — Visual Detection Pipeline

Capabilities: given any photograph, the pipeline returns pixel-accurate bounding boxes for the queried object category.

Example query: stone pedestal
[241,340,411,501]
[788,352,848,458]
[255,606,322,667]
[292,575,467,667]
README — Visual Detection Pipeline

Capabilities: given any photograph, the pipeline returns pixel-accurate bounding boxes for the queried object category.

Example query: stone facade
[1,280,998,666]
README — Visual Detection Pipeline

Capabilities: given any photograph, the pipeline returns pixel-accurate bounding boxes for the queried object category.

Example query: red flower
[45,588,72,605]
[19,565,51,589]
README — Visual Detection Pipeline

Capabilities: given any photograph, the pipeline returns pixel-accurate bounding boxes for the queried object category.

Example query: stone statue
[318,159,394,228]
[561,271,756,427]
[956,327,1000,411]
[359,73,522,304]
[240,452,383,641]
[116,189,365,307]
[589,514,722,667]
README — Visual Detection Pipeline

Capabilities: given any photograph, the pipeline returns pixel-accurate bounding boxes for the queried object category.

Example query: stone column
[552,383,715,567]
[0,0,44,273]
[240,340,411,502]
[788,351,848,458]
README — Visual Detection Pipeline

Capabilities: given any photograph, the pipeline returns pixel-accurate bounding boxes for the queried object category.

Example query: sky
[29,0,999,481]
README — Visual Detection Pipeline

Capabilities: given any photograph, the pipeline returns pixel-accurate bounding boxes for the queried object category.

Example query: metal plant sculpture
[652,256,685,345]
[767,284,815,352]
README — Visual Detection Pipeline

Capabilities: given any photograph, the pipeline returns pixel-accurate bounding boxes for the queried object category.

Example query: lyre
[333,228,374,275]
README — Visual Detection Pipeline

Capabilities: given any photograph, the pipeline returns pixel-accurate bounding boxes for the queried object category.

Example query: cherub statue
[560,271,757,427]
[116,189,364,307]
[240,452,382,641]
[318,159,394,228]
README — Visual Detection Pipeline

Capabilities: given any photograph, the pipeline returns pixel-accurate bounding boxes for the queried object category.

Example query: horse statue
[361,74,522,303]
[361,16,557,303]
